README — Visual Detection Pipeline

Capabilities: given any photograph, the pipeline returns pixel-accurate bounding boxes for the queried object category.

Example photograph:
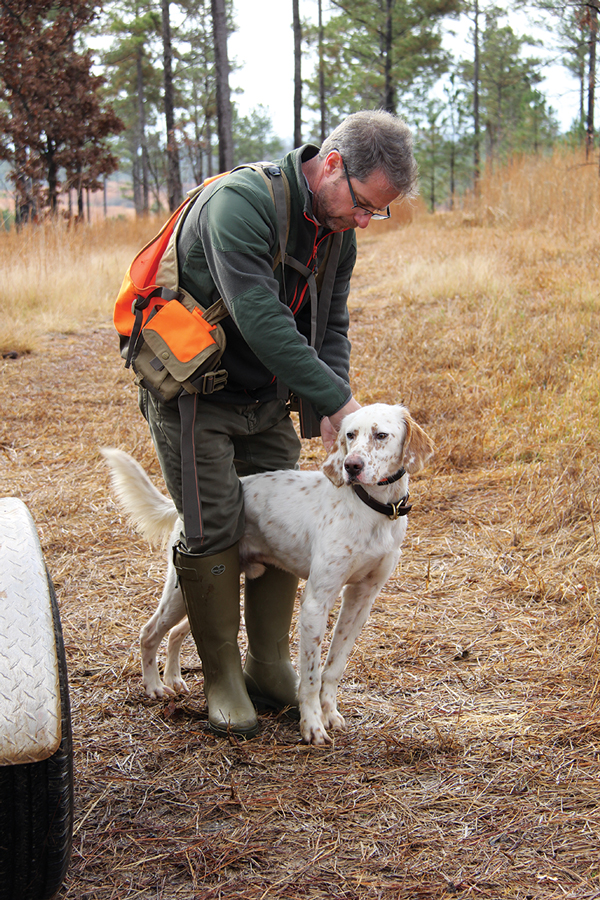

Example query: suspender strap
[282,255,319,347]
[314,231,342,353]
[178,392,204,553]
[289,231,343,438]
[266,166,290,289]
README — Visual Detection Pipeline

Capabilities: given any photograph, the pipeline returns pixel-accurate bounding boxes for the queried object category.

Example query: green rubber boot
[243,566,299,715]
[173,542,259,738]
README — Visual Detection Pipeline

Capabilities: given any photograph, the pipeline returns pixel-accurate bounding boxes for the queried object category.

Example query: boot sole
[208,720,260,739]
[248,693,300,721]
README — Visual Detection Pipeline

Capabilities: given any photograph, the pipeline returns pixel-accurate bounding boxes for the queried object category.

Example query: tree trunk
[14,162,35,227]
[429,119,436,212]
[77,163,84,220]
[136,44,150,215]
[383,0,395,114]
[47,142,58,214]
[473,0,480,192]
[206,113,214,178]
[132,156,143,216]
[318,0,326,142]
[293,0,302,147]
[580,58,586,134]
[211,0,233,172]
[162,0,183,210]
[586,2,598,161]
[449,142,455,210]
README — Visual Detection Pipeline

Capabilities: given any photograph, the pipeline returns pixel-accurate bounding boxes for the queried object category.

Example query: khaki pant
[139,390,301,555]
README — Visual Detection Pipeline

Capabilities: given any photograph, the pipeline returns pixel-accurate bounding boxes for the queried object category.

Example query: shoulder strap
[313,231,343,353]
[178,162,291,285]
[247,164,290,273]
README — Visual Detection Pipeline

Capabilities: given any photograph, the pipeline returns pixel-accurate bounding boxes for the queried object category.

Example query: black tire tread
[0,572,73,900]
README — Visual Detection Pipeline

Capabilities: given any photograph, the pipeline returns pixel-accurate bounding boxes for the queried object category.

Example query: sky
[228,0,300,142]
[228,1,580,141]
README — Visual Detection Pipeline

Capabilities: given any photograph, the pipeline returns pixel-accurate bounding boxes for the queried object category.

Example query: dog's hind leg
[163,616,191,692]
[140,563,187,698]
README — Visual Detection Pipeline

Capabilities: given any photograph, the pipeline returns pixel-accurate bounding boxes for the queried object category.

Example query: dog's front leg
[140,564,187,698]
[320,562,397,732]
[298,580,341,745]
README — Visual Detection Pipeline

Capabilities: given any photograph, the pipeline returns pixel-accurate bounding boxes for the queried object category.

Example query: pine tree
[232,106,284,166]
[177,0,217,182]
[304,0,461,126]
[161,0,183,209]
[522,0,598,150]
[95,1,163,214]
[459,10,558,167]
[293,0,302,147]
[413,75,472,210]
[0,0,123,221]
[211,0,233,172]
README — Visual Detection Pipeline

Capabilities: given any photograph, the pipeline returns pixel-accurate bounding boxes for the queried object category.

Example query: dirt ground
[1,313,599,899]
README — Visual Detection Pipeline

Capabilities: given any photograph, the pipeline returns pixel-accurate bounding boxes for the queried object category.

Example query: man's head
[305,109,418,232]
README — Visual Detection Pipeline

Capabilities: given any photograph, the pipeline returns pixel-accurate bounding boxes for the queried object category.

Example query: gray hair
[320,109,418,198]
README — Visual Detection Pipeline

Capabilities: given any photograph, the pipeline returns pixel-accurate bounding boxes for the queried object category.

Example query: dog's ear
[322,432,346,487]
[402,414,435,474]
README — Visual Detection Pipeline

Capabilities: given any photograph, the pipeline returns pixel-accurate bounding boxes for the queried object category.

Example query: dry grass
[1,151,599,898]
[0,216,155,353]
[462,149,600,232]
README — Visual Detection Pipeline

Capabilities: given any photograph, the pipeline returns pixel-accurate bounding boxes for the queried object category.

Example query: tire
[0,571,74,900]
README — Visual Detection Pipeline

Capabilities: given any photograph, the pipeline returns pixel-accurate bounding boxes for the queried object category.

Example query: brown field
[1,151,599,898]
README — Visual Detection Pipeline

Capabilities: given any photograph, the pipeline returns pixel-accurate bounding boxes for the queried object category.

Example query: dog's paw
[163,672,189,694]
[322,707,345,732]
[143,679,176,700]
[300,712,332,746]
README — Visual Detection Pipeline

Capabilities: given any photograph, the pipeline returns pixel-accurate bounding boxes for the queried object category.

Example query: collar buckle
[388,496,412,520]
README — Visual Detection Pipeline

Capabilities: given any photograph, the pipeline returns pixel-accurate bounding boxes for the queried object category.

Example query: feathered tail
[101,448,180,548]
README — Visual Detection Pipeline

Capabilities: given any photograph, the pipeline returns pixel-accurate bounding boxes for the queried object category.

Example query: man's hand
[320,398,361,452]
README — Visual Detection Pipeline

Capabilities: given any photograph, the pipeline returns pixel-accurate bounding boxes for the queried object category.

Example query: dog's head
[322,403,434,488]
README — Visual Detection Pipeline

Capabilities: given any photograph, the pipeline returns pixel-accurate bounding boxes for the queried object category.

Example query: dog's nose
[344,457,364,480]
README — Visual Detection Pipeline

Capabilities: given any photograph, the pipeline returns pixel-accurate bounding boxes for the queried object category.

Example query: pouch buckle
[194,368,228,394]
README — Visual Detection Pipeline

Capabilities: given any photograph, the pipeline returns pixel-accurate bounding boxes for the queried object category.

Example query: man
[139,109,418,738]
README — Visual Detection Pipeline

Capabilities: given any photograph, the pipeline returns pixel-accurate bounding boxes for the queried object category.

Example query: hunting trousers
[139,389,301,555]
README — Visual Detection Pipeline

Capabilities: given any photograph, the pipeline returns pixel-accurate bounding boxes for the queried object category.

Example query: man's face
[311,153,399,232]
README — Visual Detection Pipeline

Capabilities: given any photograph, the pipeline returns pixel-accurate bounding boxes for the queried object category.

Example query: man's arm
[198,182,354,417]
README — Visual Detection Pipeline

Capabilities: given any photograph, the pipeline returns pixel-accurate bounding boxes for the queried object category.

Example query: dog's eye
[375,432,389,440]
[346,431,355,441]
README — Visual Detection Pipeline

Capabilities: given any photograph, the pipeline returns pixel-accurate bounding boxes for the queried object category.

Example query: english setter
[102,403,434,745]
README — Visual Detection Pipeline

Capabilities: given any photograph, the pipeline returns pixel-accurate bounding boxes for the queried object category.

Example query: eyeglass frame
[336,152,391,221]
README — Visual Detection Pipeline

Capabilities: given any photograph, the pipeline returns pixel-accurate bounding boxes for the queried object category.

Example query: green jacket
[177,144,357,417]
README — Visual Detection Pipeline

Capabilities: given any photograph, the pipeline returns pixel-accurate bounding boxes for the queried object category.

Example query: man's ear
[323,149,343,178]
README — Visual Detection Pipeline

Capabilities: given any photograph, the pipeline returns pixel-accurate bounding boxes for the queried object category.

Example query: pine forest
[0,0,599,222]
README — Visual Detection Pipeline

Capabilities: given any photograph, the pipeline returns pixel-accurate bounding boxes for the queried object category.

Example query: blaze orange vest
[113,165,290,401]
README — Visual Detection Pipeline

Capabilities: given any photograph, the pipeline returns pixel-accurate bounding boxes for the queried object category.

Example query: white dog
[102,403,434,745]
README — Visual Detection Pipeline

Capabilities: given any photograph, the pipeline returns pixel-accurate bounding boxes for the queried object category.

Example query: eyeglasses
[339,155,391,221]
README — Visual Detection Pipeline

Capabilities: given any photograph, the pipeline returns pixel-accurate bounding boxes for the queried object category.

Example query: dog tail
[101,448,180,548]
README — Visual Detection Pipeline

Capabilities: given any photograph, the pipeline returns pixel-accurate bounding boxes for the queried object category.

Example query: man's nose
[354,210,373,229]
